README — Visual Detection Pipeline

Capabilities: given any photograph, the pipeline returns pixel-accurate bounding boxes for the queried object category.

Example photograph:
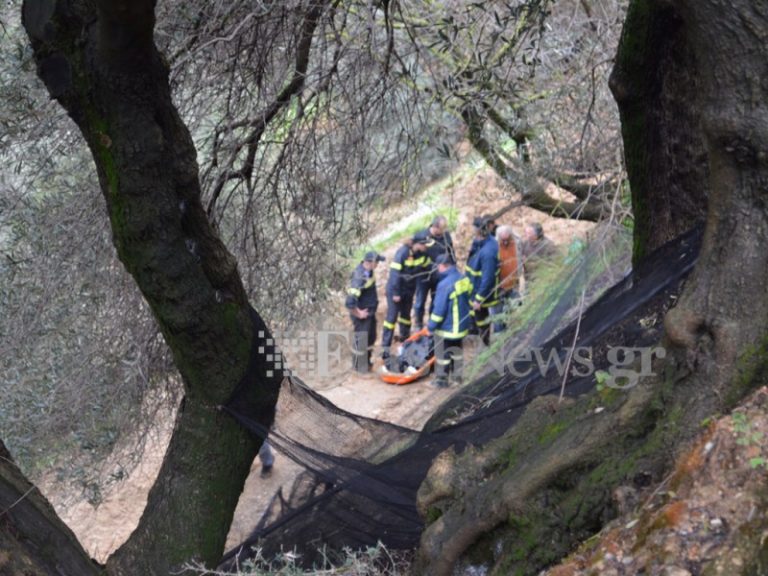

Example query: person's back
[428,260,471,387]
[498,236,520,294]
[467,219,500,345]
[468,235,500,306]
[430,267,471,339]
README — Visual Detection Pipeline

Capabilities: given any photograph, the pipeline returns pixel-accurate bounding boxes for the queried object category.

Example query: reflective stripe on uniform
[436,358,451,366]
[364,278,375,289]
[456,277,472,293]
[383,321,396,329]
[475,317,491,327]
[398,317,411,325]
[465,266,481,277]
[430,313,444,323]
[347,288,362,296]
[452,290,460,333]
[436,329,468,339]
[390,262,403,270]
[450,277,472,300]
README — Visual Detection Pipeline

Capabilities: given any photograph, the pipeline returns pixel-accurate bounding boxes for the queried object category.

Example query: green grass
[465,225,632,381]
[350,154,487,262]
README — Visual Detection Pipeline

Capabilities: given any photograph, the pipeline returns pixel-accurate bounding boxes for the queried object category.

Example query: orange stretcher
[379,328,435,385]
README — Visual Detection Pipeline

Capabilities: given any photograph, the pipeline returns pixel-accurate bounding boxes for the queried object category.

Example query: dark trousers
[434,336,464,384]
[473,306,492,346]
[413,279,436,328]
[381,290,414,351]
[351,313,377,373]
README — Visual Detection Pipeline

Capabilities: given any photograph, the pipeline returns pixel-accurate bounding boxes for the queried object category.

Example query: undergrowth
[186,543,412,576]
[464,224,631,382]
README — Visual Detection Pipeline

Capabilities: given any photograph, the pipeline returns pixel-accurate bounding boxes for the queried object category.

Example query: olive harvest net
[220,225,702,569]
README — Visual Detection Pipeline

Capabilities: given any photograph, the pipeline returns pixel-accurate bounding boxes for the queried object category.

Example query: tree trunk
[0,441,103,575]
[609,0,709,264]
[416,2,768,574]
[22,1,281,573]
[662,0,768,392]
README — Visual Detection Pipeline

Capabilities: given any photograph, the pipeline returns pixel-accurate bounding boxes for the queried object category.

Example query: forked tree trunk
[416,1,768,574]
[21,1,281,574]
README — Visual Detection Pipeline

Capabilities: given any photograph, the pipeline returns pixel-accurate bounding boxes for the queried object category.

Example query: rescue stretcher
[378,328,435,385]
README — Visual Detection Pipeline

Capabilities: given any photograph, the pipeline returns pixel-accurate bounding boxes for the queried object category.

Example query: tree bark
[662,0,768,392]
[609,0,709,264]
[22,1,281,573]
[417,1,768,574]
[0,441,103,575]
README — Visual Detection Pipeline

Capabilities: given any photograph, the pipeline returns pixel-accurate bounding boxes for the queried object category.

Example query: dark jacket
[420,228,456,286]
[467,235,499,307]
[387,244,430,297]
[345,263,378,311]
[466,237,482,263]
[422,228,455,263]
[427,266,472,339]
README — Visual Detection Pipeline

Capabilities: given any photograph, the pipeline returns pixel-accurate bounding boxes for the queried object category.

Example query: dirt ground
[42,163,596,563]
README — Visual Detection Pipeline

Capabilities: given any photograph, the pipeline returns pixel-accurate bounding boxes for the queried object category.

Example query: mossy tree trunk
[416,2,768,574]
[21,1,282,574]
[609,0,709,264]
[0,440,103,575]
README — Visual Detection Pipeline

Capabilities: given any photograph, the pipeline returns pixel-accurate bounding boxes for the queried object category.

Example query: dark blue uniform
[346,262,378,372]
[382,244,430,356]
[466,235,499,345]
[427,266,472,386]
[414,229,455,328]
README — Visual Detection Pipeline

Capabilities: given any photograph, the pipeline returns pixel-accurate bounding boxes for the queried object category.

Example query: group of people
[345,214,556,387]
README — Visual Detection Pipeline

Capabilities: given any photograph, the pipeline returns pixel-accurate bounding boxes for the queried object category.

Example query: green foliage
[732,413,767,471]
[594,369,611,392]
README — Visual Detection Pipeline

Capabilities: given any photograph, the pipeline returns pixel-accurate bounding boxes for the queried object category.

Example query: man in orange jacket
[492,224,523,332]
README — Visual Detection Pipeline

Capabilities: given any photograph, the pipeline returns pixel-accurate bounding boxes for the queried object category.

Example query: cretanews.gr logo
[262,328,667,386]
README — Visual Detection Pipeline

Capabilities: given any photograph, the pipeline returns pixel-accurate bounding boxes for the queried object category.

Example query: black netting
[219,225,702,569]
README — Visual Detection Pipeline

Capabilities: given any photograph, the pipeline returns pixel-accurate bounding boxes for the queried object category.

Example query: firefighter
[413,215,456,330]
[381,232,430,367]
[467,215,500,346]
[346,251,384,373]
[427,254,472,387]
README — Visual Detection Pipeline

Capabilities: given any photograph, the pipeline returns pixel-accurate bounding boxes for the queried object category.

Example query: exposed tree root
[415,331,768,576]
